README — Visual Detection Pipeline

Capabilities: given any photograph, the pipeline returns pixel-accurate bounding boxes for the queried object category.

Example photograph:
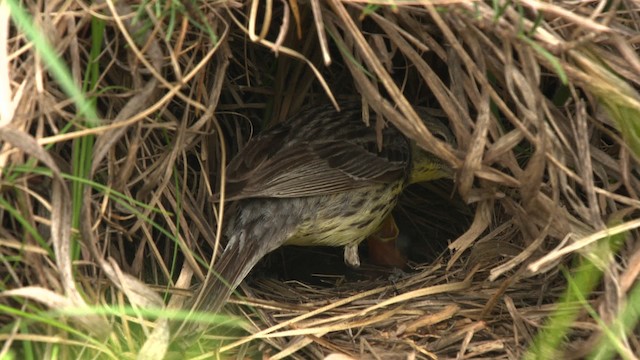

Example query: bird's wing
[221,137,410,200]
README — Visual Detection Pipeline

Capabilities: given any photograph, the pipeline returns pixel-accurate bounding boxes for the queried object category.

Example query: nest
[1,1,639,359]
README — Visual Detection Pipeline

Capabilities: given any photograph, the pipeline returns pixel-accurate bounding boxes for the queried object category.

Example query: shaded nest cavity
[1,1,640,360]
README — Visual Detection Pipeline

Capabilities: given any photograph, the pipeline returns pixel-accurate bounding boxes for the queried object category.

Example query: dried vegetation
[1,1,639,359]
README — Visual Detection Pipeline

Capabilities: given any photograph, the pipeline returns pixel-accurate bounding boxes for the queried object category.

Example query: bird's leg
[343,244,361,268]
[343,215,404,268]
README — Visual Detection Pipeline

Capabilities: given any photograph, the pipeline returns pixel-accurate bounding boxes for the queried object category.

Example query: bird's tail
[171,242,265,339]
[194,241,266,314]
[171,225,291,347]
[171,198,301,349]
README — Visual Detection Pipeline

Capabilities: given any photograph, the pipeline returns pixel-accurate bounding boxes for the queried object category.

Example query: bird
[176,101,455,338]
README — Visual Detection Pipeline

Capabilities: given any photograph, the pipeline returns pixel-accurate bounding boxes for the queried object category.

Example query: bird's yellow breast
[284,182,404,247]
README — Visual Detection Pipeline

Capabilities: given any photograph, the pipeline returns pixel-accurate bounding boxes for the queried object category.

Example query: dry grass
[1,1,639,359]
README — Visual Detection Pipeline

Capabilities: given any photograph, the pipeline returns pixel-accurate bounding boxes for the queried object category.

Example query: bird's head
[408,111,456,184]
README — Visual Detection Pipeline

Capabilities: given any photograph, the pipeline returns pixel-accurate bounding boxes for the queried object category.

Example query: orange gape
[366,215,407,268]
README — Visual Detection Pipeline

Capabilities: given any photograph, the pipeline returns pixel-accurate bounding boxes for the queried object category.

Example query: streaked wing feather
[224,125,291,182]
[224,139,408,199]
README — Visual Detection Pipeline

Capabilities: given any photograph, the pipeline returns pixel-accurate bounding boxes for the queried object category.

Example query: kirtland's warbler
[178,102,455,335]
